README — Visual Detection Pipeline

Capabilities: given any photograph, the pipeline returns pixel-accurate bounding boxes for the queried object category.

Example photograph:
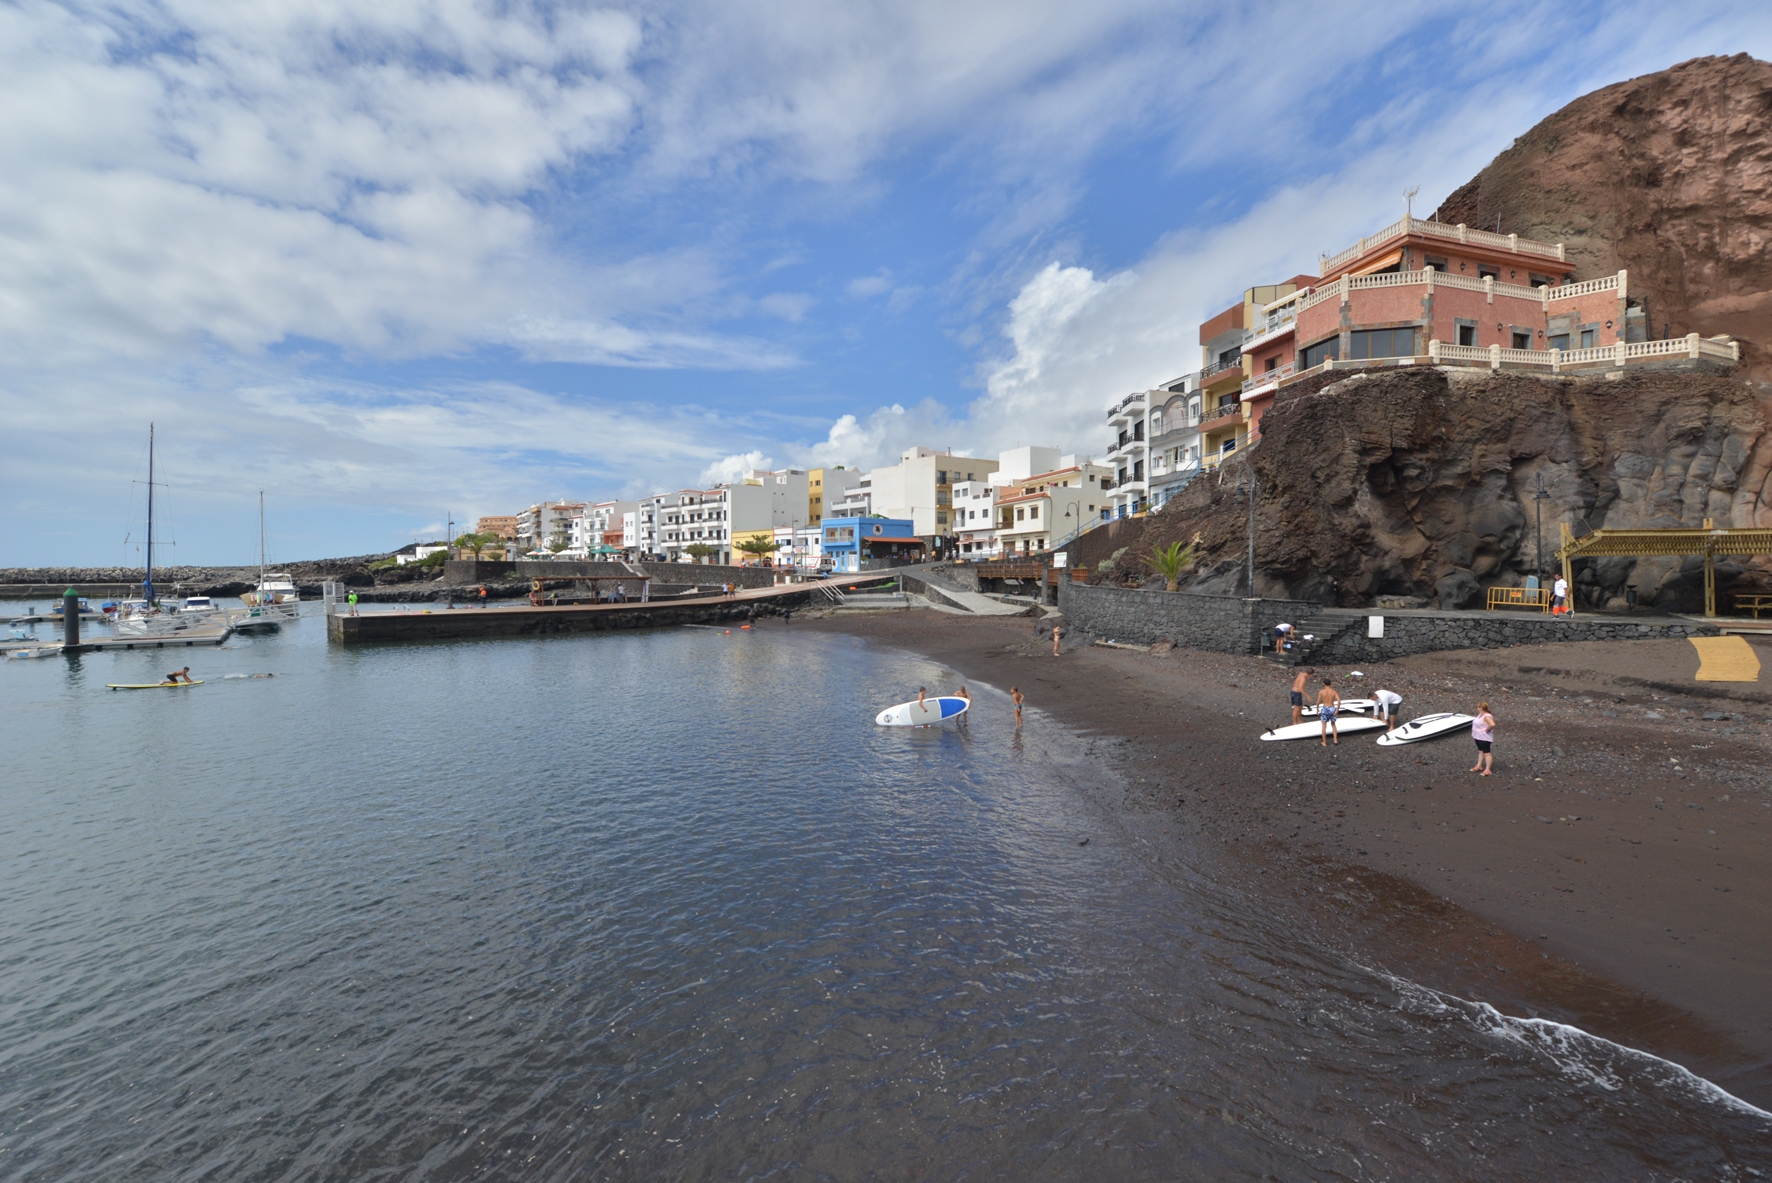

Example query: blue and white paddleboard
[876,696,970,727]
[1375,712,1475,746]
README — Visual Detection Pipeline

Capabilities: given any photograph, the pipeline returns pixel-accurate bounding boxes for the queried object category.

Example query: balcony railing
[1299,267,1624,315]
[1106,390,1146,417]
[1199,408,1243,434]
[1200,351,1242,379]
[1242,361,1294,394]
[1319,216,1566,275]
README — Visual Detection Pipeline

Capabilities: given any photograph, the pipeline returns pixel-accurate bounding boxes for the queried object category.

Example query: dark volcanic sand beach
[799,609,1772,1108]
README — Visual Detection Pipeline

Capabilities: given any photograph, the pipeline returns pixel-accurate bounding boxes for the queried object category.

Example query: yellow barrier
[1485,586,1553,613]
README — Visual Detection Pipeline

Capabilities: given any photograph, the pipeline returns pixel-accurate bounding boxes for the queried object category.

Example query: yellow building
[730,528,779,565]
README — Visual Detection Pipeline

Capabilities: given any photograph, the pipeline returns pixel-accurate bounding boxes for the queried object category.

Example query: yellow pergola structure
[1556,520,1772,617]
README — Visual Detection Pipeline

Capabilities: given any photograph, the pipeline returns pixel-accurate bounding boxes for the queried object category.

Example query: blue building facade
[819,516,922,573]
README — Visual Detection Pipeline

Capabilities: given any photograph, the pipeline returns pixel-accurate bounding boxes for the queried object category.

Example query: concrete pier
[326,574,895,645]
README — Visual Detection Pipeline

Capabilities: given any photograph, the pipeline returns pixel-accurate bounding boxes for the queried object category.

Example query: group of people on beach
[1288,665,1496,770]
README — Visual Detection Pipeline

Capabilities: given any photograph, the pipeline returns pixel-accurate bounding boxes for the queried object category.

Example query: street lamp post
[1234,473,1257,595]
[1532,473,1551,591]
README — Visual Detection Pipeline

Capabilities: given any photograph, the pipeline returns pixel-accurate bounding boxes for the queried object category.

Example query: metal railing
[1486,586,1552,613]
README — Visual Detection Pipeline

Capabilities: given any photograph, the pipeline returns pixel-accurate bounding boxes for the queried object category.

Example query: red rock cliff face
[1433,54,1772,381]
[1076,368,1772,612]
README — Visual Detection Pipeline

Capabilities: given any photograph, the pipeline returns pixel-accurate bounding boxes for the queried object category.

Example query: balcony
[1106,390,1146,418]
[1318,216,1567,277]
[1199,407,1243,434]
[1242,361,1294,395]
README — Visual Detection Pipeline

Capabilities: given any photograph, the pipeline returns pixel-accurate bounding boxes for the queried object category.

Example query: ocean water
[1,610,1768,1180]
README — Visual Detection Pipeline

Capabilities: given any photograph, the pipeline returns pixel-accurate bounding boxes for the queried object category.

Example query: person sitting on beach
[1316,676,1341,747]
[1374,687,1402,730]
[1289,666,1314,725]
[1274,622,1294,653]
[166,667,193,684]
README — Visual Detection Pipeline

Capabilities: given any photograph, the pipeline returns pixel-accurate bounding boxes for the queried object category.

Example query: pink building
[1288,217,1634,368]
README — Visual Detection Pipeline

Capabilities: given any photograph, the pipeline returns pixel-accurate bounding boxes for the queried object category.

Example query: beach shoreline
[799,608,1772,1108]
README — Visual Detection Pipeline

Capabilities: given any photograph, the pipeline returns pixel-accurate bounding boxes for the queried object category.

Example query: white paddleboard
[876,696,970,727]
[1260,715,1386,741]
[1375,712,1475,746]
[1334,698,1378,715]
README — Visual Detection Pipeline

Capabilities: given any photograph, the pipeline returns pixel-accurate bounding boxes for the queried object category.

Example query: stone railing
[1427,333,1738,370]
[1242,361,1295,393]
[1547,273,1621,301]
[1319,217,1566,274]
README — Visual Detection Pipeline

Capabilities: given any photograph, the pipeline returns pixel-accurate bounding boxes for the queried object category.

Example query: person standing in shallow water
[1470,702,1497,775]
[1010,686,1024,728]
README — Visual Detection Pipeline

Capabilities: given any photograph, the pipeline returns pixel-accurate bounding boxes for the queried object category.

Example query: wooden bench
[1486,586,1553,613]
[1732,593,1772,620]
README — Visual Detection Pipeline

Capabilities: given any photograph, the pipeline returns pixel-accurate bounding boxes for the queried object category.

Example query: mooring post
[62,587,80,649]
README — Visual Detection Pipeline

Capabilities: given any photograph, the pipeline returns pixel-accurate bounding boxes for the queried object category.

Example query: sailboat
[112,425,233,642]
[233,492,300,630]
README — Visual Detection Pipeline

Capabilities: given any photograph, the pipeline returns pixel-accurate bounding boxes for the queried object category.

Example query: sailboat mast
[259,491,266,580]
[144,423,155,605]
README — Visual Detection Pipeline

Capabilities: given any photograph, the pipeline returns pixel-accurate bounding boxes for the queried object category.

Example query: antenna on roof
[1404,185,1420,220]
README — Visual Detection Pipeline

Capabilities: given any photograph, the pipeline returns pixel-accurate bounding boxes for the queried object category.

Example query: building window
[1301,337,1339,369]
[1512,331,1531,349]
[1349,328,1417,359]
[1016,507,1025,521]
[1264,355,1277,372]
[1580,327,1596,349]
[937,512,947,524]
[1424,256,1448,272]
[1549,333,1570,351]
[1458,324,1477,347]
[937,470,948,484]
[1189,397,1202,422]
[1479,264,1500,280]
[1029,505,1039,520]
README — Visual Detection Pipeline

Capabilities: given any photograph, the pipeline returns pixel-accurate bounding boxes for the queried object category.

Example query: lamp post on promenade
[1533,473,1551,590]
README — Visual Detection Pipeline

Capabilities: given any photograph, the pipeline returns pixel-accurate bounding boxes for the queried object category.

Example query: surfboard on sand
[1260,716,1386,741]
[876,696,969,727]
[1374,712,1474,746]
[106,680,205,690]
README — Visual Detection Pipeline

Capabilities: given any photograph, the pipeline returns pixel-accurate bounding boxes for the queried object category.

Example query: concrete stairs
[1265,610,1363,666]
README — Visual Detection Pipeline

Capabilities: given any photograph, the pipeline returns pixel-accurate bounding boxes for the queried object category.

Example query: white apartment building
[1105,391,1148,518]
[516,501,586,554]
[1147,374,1204,509]
[622,510,640,552]
[773,525,824,570]
[994,462,1115,556]
[653,469,811,564]
[863,447,999,556]
[565,499,639,557]
[828,478,872,518]
[952,480,999,558]
[989,445,1062,489]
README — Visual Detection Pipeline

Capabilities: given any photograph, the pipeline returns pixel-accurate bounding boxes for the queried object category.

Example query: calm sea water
[2,607,1768,1180]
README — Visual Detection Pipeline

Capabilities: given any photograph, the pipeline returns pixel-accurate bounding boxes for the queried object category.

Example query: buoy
[740,624,751,630]
[724,630,731,635]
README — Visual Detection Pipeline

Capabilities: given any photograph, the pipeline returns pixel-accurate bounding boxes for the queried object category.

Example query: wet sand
[799,609,1772,1107]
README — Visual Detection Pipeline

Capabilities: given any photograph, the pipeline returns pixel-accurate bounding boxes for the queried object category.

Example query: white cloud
[846,272,893,298]
[698,450,774,486]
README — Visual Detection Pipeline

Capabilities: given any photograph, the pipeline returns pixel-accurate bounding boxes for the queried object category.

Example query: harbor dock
[326,573,899,645]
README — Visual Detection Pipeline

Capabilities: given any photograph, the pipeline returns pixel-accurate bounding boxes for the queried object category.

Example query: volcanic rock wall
[1074,367,1772,612]
[1432,54,1772,381]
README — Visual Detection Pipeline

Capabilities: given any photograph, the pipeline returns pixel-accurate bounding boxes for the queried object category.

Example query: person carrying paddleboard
[1470,702,1497,775]
[1374,687,1402,730]
[1289,666,1314,725]
[1316,676,1341,747]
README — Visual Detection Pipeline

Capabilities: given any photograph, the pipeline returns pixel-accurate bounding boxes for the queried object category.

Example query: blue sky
[5,0,1771,565]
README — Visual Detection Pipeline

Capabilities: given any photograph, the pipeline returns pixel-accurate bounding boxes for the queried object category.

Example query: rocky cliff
[1075,367,1772,612]
[1432,54,1772,381]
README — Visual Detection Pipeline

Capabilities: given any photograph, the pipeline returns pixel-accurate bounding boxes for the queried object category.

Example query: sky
[5,1,1772,565]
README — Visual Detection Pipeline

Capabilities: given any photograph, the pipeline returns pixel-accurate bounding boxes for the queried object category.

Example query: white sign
[1368,615,1385,638]
[1052,553,1068,568]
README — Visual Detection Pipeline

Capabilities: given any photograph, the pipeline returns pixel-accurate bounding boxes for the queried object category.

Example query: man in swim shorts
[1274,622,1294,653]
[1374,687,1402,730]
[166,666,193,684]
[1289,666,1314,725]
[1316,675,1341,747]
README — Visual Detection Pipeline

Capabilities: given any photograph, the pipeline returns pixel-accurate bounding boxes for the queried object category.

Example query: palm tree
[1149,535,1200,592]
[735,537,783,562]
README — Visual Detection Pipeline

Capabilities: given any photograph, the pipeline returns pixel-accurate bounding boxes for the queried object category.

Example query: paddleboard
[106,680,205,690]
[1260,716,1386,741]
[1375,712,1475,746]
[876,696,969,727]
[1334,698,1379,715]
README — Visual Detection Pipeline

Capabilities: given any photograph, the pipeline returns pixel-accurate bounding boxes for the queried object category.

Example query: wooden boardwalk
[326,572,900,645]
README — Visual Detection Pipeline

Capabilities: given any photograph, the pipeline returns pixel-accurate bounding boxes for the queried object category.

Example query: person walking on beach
[1470,702,1497,775]
[1289,666,1314,725]
[347,590,359,616]
[1552,575,1569,616]
[1316,675,1341,746]
[1374,687,1402,730]
[1011,686,1024,728]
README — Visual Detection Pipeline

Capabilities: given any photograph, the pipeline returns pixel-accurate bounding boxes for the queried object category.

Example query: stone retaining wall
[445,559,776,589]
[1056,582,1319,654]
[1306,612,1718,662]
